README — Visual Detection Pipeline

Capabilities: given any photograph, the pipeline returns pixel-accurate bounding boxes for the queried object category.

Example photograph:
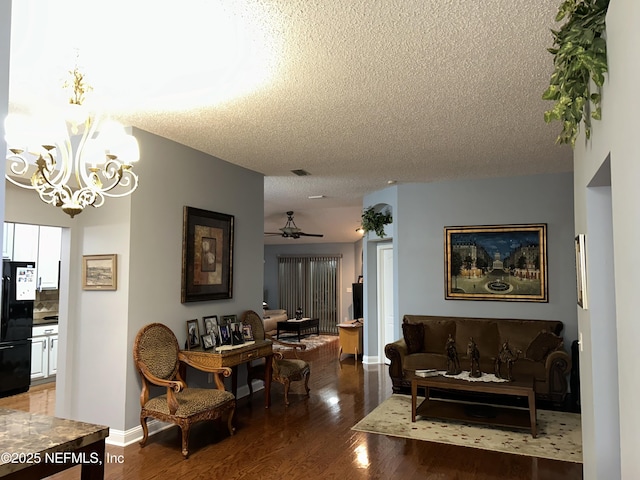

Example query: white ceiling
[7,0,572,244]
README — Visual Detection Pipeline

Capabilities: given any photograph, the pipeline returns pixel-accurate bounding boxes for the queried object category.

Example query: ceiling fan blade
[298,232,324,237]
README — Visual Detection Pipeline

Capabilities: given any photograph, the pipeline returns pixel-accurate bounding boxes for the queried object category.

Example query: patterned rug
[352,394,582,463]
[272,334,339,354]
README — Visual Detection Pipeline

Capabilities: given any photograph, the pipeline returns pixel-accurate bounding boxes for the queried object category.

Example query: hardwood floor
[0,340,582,479]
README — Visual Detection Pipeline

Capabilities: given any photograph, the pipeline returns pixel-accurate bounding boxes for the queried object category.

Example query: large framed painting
[575,234,588,309]
[444,224,548,302]
[181,206,234,303]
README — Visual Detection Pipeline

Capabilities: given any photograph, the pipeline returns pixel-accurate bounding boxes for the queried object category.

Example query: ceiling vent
[291,169,311,176]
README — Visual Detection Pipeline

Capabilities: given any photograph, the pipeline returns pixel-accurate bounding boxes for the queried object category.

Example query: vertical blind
[277,254,341,334]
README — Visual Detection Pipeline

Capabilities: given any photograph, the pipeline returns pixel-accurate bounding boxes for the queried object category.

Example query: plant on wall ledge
[543,0,609,147]
[361,206,392,238]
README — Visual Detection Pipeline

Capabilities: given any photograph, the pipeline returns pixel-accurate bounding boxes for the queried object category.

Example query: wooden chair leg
[283,379,291,406]
[139,416,149,447]
[227,407,236,436]
[180,424,191,459]
[303,370,311,396]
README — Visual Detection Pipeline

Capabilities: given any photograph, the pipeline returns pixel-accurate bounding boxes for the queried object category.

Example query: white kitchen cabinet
[12,223,39,262]
[31,324,59,382]
[4,223,62,290]
[2,223,13,259]
[37,226,62,290]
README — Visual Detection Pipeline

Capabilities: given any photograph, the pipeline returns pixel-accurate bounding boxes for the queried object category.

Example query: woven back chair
[242,310,311,406]
[133,323,235,458]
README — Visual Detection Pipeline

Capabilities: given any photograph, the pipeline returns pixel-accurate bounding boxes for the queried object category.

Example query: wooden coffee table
[276,318,320,341]
[411,373,537,437]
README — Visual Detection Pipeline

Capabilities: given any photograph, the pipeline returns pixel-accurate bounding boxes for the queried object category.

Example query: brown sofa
[384,314,572,403]
[262,309,288,335]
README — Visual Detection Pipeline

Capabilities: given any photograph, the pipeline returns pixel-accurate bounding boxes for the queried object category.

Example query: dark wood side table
[0,408,108,479]
[276,318,320,341]
[180,339,274,408]
[411,374,537,437]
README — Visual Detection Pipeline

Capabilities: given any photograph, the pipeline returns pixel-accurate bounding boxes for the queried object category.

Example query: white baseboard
[363,355,382,364]
[107,384,260,447]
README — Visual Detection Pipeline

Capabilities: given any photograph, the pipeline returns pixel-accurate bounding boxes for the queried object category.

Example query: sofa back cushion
[454,319,500,360]
[402,315,456,354]
[402,321,424,354]
[496,319,564,355]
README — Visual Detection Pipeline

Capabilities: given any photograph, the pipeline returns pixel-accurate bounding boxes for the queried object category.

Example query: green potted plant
[543,0,609,147]
[361,206,392,238]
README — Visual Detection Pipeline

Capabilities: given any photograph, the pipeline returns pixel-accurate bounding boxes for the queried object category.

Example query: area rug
[272,334,338,355]
[352,394,582,463]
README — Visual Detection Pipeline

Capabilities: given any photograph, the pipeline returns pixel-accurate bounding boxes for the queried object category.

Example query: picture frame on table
[186,319,200,350]
[181,206,234,303]
[242,324,254,342]
[219,324,232,345]
[230,322,245,345]
[575,234,588,309]
[202,315,218,336]
[444,224,548,303]
[201,333,215,350]
[221,314,237,326]
[82,254,117,290]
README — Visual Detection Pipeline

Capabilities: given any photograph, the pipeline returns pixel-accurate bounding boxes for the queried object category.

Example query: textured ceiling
[7,0,572,244]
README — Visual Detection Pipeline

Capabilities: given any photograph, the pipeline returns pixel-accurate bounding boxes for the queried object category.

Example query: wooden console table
[180,339,274,408]
[411,374,537,437]
[0,408,108,479]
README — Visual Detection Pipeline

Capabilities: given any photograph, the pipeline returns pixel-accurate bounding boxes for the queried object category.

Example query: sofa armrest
[544,349,572,400]
[385,339,408,389]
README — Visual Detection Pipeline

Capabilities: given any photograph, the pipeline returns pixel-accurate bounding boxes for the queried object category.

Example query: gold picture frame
[444,224,548,302]
[82,254,117,290]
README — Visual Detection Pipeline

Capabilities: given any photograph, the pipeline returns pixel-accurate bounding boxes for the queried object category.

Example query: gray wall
[571,0,639,476]
[264,242,360,323]
[362,172,578,361]
[0,0,9,249]
[4,128,264,435]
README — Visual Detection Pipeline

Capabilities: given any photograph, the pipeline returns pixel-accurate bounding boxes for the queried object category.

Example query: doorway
[377,242,394,364]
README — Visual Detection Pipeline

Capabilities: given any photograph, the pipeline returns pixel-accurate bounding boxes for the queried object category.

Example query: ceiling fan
[265,211,324,239]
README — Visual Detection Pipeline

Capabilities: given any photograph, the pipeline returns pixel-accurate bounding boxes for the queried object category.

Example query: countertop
[33,315,58,326]
[0,408,109,477]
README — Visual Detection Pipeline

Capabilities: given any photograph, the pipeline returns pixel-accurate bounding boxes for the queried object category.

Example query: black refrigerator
[1,260,36,398]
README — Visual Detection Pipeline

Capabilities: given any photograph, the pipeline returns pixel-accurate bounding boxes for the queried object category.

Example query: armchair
[133,323,236,458]
[242,310,311,406]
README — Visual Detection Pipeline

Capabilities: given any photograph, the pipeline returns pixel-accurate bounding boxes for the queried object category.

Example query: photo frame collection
[191,314,253,351]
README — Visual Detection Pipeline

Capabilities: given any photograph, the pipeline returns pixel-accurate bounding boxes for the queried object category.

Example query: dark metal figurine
[467,337,481,377]
[445,334,461,375]
[494,339,522,381]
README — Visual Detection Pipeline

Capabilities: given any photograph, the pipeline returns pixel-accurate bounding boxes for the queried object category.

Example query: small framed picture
[186,319,200,350]
[221,314,237,326]
[242,323,254,342]
[219,324,232,345]
[201,333,215,350]
[575,234,588,309]
[82,254,117,290]
[230,322,245,345]
[202,315,218,335]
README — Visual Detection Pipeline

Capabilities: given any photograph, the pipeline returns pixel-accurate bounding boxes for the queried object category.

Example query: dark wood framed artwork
[181,206,234,303]
[444,224,548,302]
[575,234,588,309]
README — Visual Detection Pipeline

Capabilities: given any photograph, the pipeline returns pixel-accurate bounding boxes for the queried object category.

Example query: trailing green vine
[361,206,392,238]
[543,0,609,147]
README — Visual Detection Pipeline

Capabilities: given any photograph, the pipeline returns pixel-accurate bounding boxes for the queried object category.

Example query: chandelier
[4,67,140,218]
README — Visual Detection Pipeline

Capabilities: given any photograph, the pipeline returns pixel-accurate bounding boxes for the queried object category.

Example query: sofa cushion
[422,319,456,354]
[402,321,424,354]
[403,353,448,372]
[496,319,564,354]
[526,330,564,362]
[455,319,500,361]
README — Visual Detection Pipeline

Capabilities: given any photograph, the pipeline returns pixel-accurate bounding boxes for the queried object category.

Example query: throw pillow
[526,330,564,362]
[402,321,425,354]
